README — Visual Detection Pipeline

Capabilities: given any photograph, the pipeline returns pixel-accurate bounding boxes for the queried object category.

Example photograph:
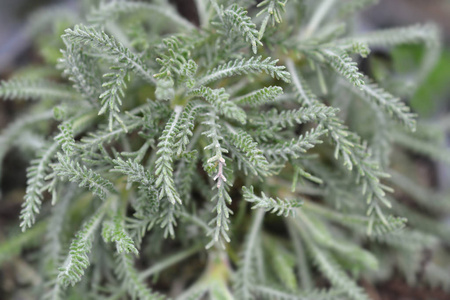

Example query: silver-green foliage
[243,186,302,217]
[223,4,262,54]
[1,0,449,299]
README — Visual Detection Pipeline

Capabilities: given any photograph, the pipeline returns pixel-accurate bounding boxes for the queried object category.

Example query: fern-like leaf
[197,56,291,86]
[262,126,327,161]
[112,157,153,186]
[58,45,101,102]
[20,141,59,231]
[253,105,337,129]
[154,36,195,82]
[81,113,144,149]
[174,101,205,156]
[58,205,106,287]
[256,0,288,39]
[243,186,302,217]
[223,4,262,54]
[63,24,155,84]
[321,49,365,88]
[155,106,183,205]
[190,87,246,124]
[0,79,78,101]
[52,153,116,200]
[226,129,270,176]
[287,60,392,226]
[201,110,233,248]
[98,68,127,131]
[55,122,76,156]
[349,77,416,131]
[102,215,138,255]
[233,86,283,106]
[206,183,233,249]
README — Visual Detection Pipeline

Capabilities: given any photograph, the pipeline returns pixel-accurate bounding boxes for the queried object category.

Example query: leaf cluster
[1,0,449,299]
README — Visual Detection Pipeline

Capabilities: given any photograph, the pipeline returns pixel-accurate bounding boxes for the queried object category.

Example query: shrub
[1,0,449,299]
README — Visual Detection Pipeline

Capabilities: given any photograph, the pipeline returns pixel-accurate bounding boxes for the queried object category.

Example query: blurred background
[0,1,450,299]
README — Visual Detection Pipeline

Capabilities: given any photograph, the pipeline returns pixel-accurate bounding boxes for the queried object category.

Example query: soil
[364,279,450,300]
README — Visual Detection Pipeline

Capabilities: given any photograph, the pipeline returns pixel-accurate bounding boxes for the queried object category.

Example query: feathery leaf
[155,106,184,205]
[63,24,155,84]
[223,4,262,54]
[20,141,59,231]
[190,87,247,124]
[52,153,116,200]
[0,79,78,101]
[243,186,302,217]
[197,56,291,86]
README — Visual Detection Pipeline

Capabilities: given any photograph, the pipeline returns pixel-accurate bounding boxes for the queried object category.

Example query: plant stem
[300,0,336,39]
